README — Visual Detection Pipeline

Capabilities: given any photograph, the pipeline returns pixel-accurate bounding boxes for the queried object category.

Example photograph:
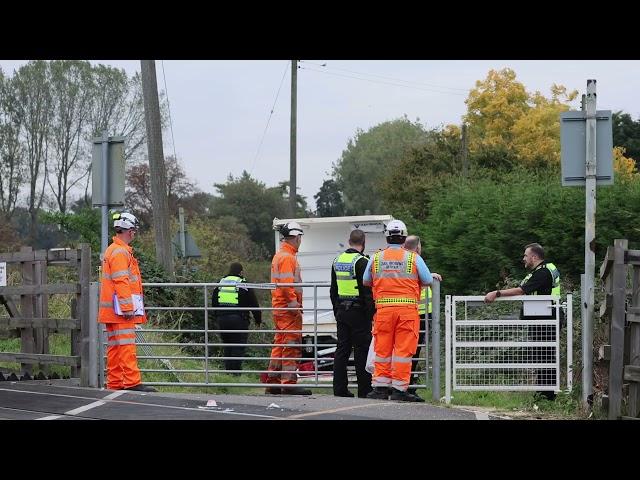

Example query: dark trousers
[217,313,250,374]
[333,307,372,397]
[409,316,429,389]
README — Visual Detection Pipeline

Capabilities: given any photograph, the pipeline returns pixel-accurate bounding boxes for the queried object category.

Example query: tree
[314,179,345,217]
[10,60,53,243]
[211,171,289,253]
[46,60,94,213]
[125,155,198,227]
[333,116,429,215]
[464,68,577,169]
[612,111,640,162]
[381,126,460,221]
[0,68,25,219]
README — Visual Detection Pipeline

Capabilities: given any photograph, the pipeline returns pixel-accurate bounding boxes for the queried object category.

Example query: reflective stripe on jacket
[98,236,146,324]
[333,251,364,300]
[418,286,433,315]
[271,241,302,309]
[218,275,243,305]
[371,247,419,308]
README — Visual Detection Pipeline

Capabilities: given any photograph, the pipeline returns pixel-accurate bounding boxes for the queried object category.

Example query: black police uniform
[330,248,375,398]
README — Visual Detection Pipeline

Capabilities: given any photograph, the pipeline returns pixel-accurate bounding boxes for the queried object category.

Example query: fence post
[628,264,640,417]
[567,294,573,392]
[88,282,99,387]
[445,295,451,404]
[432,279,441,401]
[78,244,91,387]
[609,239,628,419]
[19,246,35,375]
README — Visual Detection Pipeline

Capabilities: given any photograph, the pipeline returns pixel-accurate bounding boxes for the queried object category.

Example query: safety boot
[265,386,282,394]
[390,389,425,402]
[366,387,390,400]
[124,384,158,392]
[283,386,312,395]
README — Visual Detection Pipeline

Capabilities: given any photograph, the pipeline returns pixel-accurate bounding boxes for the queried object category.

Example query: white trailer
[272,215,393,358]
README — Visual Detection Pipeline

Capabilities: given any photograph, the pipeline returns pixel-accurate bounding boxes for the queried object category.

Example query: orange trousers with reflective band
[371,306,420,391]
[267,312,302,385]
[105,323,141,389]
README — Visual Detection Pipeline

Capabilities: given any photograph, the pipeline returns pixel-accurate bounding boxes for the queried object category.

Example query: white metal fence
[445,295,573,404]
[95,281,440,393]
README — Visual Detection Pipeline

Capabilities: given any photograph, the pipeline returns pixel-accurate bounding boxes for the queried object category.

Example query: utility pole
[289,59,298,218]
[140,60,174,276]
[461,123,469,177]
[582,80,597,406]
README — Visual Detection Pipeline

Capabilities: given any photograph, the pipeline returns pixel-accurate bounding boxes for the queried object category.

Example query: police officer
[484,242,561,400]
[330,229,375,398]
[211,262,262,375]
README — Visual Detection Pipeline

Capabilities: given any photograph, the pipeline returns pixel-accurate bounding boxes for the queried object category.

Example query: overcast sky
[2,60,639,204]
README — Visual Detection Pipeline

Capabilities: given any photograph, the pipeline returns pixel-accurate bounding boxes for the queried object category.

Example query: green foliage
[314,179,344,217]
[211,171,295,254]
[40,207,101,252]
[381,127,460,220]
[333,116,430,215]
[418,166,640,295]
[612,110,640,162]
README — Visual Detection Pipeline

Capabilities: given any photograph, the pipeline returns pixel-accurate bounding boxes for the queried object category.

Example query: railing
[95,281,440,395]
[445,295,572,404]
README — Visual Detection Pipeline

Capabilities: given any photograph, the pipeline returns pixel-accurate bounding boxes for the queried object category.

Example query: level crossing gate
[445,295,573,403]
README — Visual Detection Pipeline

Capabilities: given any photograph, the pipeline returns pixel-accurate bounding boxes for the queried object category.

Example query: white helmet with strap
[385,219,408,238]
[279,221,304,237]
[113,211,140,230]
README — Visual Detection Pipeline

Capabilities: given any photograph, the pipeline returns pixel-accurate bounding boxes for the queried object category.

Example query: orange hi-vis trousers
[105,323,141,389]
[267,312,302,385]
[371,306,420,392]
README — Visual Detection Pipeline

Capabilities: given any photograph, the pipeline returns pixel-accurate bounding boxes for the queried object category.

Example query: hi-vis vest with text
[218,275,244,305]
[418,286,432,316]
[371,248,419,307]
[520,262,561,296]
[333,252,364,300]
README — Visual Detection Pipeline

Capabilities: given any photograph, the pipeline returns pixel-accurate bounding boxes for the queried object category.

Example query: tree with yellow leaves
[464,68,578,169]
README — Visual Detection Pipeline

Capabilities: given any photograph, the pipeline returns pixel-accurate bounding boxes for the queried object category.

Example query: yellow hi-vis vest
[520,262,561,296]
[333,252,364,300]
[218,275,243,305]
[418,286,433,316]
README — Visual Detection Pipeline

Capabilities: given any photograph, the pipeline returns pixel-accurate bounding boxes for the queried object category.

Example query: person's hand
[484,291,498,303]
[432,272,443,282]
[122,310,135,319]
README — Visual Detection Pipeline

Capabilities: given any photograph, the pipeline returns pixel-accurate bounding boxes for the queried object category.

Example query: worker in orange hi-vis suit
[98,211,157,392]
[265,221,312,396]
[363,219,433,402]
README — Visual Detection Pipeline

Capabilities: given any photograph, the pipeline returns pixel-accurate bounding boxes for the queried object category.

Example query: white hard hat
[385,219,408,238]
[280,221,304,237]
[113,211,140,230]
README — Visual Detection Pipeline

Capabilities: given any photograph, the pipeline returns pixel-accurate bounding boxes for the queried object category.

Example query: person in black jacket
[330,229,375,398]
[211,262,262,375]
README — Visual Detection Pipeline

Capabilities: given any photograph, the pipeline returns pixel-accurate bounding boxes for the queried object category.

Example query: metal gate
[445,295,572,403]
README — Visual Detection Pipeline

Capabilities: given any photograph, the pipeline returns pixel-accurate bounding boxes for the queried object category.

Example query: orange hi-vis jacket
[271,241,302,312]
[98,236,146,324]
[370,247,420,308]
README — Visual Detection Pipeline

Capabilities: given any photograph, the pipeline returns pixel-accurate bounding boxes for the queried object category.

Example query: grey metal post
[98,323,105,388]
[432,279,441,401]
[289,60,297,218]
[101,131,109,257]
[583,79,597,406]
[445,295,451,404]
[313,284,318,386]
[179,207,186,258]
[204,285,209,384]
[567,294,573,392]
[88,281,99,388]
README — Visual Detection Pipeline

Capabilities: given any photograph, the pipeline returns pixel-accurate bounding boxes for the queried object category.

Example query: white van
[272,215,393,369]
